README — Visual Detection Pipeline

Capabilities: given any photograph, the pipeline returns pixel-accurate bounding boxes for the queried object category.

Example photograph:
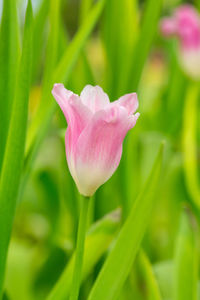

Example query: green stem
[70,195,90,300]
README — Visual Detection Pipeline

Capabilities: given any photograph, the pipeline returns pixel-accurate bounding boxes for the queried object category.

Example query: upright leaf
[0,0,19,173]
[102,0,138,99]
[88,143,164,300]
[137,250,162,300]
[32,0,50,82]
[173,211,198,300]
[25,0,61,155]
[79,0,93,24]
[154,260,173,300]
[54,0,105,84]
[75,0,96,95]
[0,1,33,296]
[47,209,120,300]
[40,0,61,103]
[126,0,162,91]
[20,0,106,201]
[182,82,200,208]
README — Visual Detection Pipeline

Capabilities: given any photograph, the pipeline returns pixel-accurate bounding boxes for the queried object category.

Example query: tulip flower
[160,5,200,79]
[52,84,139,197]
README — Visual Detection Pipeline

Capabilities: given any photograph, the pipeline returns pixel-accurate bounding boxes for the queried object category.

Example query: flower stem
[70,195,90,300]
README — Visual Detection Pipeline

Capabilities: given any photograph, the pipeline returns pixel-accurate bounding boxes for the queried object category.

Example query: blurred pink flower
[160,5,200,79]
[52,84,139,196]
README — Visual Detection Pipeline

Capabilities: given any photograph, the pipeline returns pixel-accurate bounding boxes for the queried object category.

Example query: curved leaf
[88,143,164,300]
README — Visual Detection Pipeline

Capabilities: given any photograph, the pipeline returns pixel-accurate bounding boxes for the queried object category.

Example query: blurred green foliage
[0,0,199,299]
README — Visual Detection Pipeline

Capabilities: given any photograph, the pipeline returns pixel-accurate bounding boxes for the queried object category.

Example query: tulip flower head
[160,5,200,79]
[52,84,139,197]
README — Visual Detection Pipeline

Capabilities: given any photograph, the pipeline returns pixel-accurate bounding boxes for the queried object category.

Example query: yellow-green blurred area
[0,0,200,299]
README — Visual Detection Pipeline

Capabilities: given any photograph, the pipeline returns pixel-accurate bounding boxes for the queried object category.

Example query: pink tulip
[52,84,139,196]
[160,5,200,79]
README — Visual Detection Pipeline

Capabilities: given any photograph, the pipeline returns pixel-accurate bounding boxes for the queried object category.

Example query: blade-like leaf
[0,0,19,173]
[173,211,198,300]
[40,0,61,103]
[26,0,105,156]
[24,0,61,156]
[160,46,187,134]
[182,82,200,208]
[54,0,105,83]
[102,0,138,99]
[165,51,185,117]
[88,143,164,300]
[137,250,162,300]
[126,0,162,91]
[79,0,93,24]
[19,0,105,200]
[0,1,33,296]
[47,209,120,300]
[32,0,50,82]
[154,260,173,300]
[26,0,61,153]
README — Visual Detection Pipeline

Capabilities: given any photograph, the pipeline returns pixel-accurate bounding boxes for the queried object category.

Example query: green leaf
[47,209,120,300]
[154,260,173,300]
[126,0,162,91]
[0,0,19,173]
[173,211,198,300]
[26,0,105,155]
[0,1,33,296]
[159,45,187,135]
[40,0,62,103]
[102,0,138,99]
[32,0,50,82]
[79,0,93,24]
[24,0,61,157]
[88,143,164,300]
[195,0,200,11]
[182,82,200,208]
[54,0,105,84]
[2,293,10,300]
[165,50,185,116]
[20,0,106,200]
[28,0,61,145]
[137,250,162,300]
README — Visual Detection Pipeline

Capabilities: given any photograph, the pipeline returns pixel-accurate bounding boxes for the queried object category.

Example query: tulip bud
[52,84,139,196]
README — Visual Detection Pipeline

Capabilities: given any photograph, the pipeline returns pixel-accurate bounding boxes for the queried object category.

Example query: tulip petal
[52,84,92,141]
[73,106,139,196]
[80,85,110,113]
[113,93,139,115]
[52,83,74,118]
[52,84,92,181]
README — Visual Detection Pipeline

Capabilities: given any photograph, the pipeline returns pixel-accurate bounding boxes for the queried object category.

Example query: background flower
[160,5,200,79]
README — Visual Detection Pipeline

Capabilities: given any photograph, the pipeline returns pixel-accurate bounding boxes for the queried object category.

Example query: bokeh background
[0,0,199,299]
